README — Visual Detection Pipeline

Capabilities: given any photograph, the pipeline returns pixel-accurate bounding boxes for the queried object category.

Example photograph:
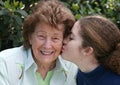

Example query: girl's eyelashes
[69,35,74,40]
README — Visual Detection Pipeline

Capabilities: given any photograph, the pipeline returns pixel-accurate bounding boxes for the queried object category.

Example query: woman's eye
[53,37,59,40]
[53,37,61,42]
[37,35,45,39]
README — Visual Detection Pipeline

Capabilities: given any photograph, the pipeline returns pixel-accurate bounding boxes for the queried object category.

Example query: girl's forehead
[72,21,80,34]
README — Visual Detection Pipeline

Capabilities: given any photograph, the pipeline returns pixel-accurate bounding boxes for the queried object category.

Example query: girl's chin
[61,54,68,59]
[61,53,64,57]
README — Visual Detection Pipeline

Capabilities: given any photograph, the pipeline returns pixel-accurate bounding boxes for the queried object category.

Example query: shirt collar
[54,56,68,72]
[24,48,37,71]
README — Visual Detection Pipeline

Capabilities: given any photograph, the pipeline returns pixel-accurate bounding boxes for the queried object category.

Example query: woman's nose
[43,39,52,49]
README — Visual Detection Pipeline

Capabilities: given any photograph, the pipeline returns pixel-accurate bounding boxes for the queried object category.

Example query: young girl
[62,15,120,85]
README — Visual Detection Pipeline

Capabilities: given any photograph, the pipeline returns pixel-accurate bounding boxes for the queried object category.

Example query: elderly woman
[0,0,77,85]
[62,15,120,85]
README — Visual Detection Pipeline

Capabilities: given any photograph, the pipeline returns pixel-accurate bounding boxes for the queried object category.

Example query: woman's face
[29,23,64,64]
[61,21,85,63]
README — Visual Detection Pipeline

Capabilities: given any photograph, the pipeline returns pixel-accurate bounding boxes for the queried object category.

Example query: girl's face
[61,21,86,63]
[29,23,64,64]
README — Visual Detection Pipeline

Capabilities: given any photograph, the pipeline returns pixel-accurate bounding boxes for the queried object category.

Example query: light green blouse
[36,70,54,85]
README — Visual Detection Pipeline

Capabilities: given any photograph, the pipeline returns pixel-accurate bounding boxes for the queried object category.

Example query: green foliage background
[0,0,120,51]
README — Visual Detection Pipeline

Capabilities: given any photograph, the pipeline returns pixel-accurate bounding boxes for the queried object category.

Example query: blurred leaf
[12,15,22,25]
[75,14,81,20]
[72,3,79,11]
[16,10,28,17]
[0,9,9,15]
[0,1,4,6]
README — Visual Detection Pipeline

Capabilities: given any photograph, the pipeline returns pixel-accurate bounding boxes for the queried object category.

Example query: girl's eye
[69,35,73,40]
[69,37,73,40]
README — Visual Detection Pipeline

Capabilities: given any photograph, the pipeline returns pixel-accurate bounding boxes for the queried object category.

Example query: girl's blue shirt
[76,65,120,85]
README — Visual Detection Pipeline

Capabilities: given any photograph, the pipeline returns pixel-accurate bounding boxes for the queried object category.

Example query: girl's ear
[83,47,94,56]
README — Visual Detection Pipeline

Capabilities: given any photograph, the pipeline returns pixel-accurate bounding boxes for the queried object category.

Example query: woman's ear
[29,35,32,45]
[83,47,94,56]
